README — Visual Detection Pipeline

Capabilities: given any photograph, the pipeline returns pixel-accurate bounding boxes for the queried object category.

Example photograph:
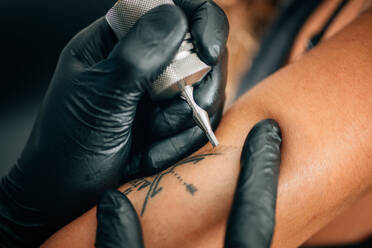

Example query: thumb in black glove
[0,5,187,247]
[94,119,282,248]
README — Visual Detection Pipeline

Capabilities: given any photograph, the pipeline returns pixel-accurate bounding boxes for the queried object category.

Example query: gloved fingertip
[96,190,143,248]
[190,1,229,65]
[108,4,187,78]
[98,189,129,210]
[142,143,175,176]
[97,190,138,223]
[241,119,282,169]
[139,4,187,43]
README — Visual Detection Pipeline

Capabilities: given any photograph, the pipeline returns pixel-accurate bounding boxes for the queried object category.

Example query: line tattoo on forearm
[122,152,222,216]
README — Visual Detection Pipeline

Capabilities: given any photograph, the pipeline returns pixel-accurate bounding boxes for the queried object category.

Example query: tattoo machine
[106,0,219,147]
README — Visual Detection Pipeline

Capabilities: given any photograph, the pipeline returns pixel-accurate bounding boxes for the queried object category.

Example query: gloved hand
[0,1,228,247]
[139,0,229,174]
[94,119,282,248]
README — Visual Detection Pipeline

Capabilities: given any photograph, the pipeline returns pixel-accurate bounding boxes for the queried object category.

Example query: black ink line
[139,153,222,216]
[123,178,151,196]
[141,174,161,216]
[186,184,197,195]
[123,187,133,195]
[138,180,151,191]
[173,153,222,167]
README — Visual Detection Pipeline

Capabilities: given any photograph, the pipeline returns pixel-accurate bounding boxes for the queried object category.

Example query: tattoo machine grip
[106,0,219,147]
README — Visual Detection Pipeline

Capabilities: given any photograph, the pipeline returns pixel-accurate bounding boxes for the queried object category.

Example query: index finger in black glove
[96,190,144,248]
[225,119,282,248]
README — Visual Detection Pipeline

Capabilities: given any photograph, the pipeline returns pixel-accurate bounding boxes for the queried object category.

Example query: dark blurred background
[0,0,116,176]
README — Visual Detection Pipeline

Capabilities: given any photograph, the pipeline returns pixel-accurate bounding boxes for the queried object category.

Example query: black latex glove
[96,190,144,248]
[94,119,282,248]
[140,0,229,174]
[225,119,282,248]
[0,5,190,248]
[0,1,228,246]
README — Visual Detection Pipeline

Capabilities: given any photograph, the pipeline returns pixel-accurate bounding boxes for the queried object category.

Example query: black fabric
[307,0,349,50]
[236,0,322,97]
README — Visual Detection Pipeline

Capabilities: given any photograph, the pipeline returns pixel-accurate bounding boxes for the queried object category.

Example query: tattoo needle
[179,82,219,147]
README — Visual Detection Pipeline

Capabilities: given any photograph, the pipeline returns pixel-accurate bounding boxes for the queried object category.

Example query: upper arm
[43,9,372,248]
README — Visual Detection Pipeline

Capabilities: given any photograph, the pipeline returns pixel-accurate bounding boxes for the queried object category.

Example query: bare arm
[43,9,372,248]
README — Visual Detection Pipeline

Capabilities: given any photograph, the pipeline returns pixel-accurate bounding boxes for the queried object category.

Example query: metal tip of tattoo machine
[180,84,219,147]
[206,128,219,147]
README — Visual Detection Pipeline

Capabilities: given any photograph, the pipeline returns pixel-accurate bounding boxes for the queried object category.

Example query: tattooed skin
[122,152,222,216]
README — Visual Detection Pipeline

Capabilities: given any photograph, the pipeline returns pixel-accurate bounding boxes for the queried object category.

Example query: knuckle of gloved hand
[164,108,190,128]
[192,1,229,65]
[143,149,166,176]
[154,97,192,121]
[61,18,106,60]
[112,5,187,79]
[149,107,193,138]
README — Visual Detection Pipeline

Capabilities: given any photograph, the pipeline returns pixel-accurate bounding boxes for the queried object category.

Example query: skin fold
[43,8,372,248]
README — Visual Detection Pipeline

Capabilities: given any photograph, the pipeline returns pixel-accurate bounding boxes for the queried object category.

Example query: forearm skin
[43,10,372,248]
